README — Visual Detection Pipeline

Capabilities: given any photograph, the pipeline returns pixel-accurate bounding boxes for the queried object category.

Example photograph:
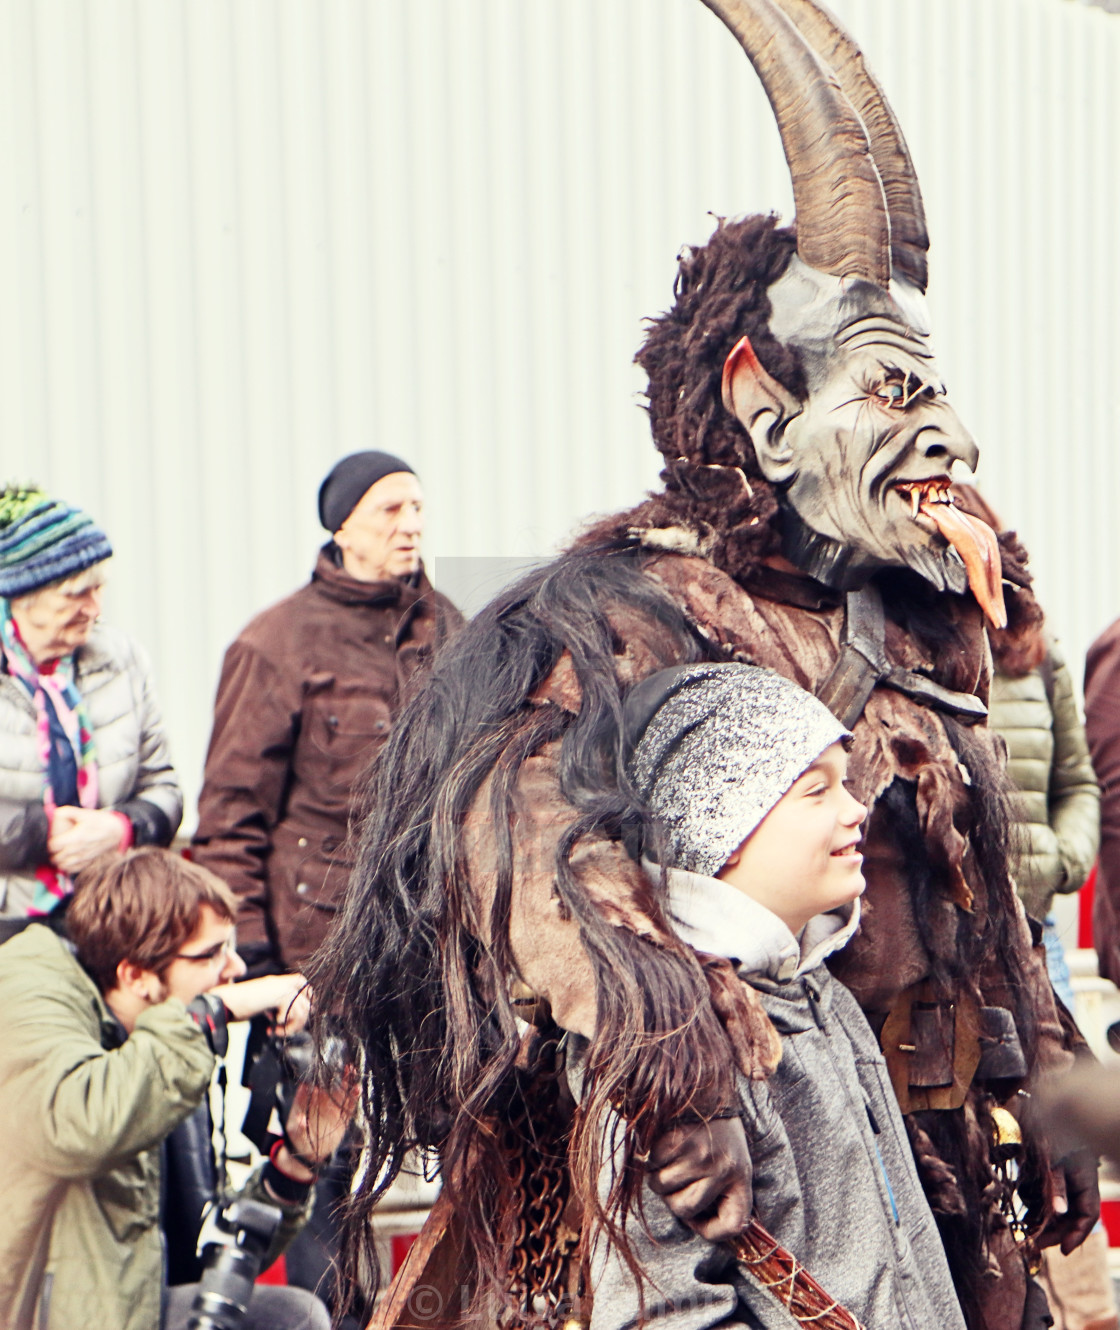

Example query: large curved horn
[771,0,928,290]
[701,0,890,286]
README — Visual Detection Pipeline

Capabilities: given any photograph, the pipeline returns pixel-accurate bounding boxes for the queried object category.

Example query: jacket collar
[0,622,113,689]
[642,858,859,981]
[73,624,115,677]
[311,544,432,609]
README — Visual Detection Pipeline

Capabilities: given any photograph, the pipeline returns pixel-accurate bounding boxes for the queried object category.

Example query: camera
[241,1024,350,1155]
[186,1198,282,1330]
[274,1028,349,1119]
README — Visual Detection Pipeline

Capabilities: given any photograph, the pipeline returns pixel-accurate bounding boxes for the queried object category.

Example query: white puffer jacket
[0,624,182,916]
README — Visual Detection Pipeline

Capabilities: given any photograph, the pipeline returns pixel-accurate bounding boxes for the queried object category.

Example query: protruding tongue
[919,499,1008,630]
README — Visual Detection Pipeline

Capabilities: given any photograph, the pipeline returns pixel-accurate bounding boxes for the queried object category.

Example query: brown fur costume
[312,214,1078,1330]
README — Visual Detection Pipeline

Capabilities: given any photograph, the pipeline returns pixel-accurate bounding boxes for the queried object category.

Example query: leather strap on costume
[815,585,988,728]
[815,585,890,727]
[881,981,981,1112]
[881,982,1028,1112]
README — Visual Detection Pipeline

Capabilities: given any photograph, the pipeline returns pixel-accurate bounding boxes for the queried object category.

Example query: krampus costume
[314,4,1094,1329]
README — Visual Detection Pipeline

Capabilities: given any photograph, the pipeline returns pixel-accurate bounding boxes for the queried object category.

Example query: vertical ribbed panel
[2,0,1117,819]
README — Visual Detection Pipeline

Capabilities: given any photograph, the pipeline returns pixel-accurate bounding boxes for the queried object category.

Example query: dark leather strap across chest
[816,584,988,729]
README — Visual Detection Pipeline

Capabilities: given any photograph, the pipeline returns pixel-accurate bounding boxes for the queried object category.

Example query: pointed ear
[722,335,802,484]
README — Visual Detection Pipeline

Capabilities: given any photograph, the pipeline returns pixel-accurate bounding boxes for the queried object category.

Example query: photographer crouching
[0,847,355,1330]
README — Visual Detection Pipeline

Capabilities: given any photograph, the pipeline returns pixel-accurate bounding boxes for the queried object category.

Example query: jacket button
[384,635,392,644]
[296,882,309,895]
[298,837,308,848]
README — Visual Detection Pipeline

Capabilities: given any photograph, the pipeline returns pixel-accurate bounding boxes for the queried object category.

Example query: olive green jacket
[989,644,1100,919]
[0,925,309,1330]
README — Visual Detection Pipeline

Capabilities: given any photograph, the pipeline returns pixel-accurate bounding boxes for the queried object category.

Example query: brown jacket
[193,548,462,969]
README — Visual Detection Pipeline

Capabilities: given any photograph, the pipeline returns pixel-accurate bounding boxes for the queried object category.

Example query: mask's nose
[917,404,979,472]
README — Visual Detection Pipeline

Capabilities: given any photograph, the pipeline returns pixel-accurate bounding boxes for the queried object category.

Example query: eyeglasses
[174,936,238,964]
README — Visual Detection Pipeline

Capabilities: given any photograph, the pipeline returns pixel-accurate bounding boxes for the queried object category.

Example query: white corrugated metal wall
[2,0,1118,825]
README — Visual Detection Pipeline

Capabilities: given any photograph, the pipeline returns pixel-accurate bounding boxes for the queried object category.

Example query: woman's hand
[211,972,311,1033]
[48,807,129,874]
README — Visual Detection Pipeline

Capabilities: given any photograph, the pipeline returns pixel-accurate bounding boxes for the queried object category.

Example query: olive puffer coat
[0,924,213,1330]
[0,924,312,1330]
[0,623,183,917]
[988,643,1100,920]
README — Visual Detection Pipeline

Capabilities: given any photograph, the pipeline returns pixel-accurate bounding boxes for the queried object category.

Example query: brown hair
[68,847,238,993]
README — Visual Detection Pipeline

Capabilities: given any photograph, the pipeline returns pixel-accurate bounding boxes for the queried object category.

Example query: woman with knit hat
[0,487,182,922]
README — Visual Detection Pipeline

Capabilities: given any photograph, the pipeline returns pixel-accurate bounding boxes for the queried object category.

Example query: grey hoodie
[587,865,966,1330]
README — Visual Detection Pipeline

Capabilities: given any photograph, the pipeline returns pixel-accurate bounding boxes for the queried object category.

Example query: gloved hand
[1037,1147,1100,1256]
[647,1114,752,1242]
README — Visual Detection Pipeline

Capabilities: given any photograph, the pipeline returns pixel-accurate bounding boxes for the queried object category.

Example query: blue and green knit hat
[0,487,113,598]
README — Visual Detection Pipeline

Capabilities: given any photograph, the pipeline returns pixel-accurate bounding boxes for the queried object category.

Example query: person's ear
[722,334,802,485]
[115,958,162,1004]
[721,845,744,870]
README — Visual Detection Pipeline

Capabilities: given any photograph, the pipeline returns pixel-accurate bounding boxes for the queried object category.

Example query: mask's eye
[874,371,933,409]
[875,380,906,406]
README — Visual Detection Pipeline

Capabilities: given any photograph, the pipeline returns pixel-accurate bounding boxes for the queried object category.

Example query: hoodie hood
[642,858,859,982]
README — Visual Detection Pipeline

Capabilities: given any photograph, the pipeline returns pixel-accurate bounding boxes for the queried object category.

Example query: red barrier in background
[1081,862,1098,950]
[1100,1199,1120,1247]
[391,1233,419,1275]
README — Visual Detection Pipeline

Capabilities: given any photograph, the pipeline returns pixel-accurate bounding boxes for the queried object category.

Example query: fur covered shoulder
[637,548,833,695]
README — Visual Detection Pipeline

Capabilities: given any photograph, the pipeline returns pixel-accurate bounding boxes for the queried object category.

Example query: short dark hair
[68,847,238,993]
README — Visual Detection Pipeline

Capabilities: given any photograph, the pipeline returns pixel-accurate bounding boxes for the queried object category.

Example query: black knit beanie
[317,452,415,532]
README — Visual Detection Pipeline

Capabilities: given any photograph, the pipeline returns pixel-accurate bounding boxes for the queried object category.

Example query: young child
[593,661,966,1330]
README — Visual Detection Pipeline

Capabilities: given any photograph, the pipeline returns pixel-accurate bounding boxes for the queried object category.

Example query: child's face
[716,741,867,935]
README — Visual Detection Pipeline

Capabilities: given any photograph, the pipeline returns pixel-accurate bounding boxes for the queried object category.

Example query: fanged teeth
[902,481,953,517]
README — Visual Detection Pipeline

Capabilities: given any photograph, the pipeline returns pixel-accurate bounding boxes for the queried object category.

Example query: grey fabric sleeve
[588,1111,796,1330]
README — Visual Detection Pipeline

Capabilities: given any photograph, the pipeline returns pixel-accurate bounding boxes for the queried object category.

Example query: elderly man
[193,451,462,974]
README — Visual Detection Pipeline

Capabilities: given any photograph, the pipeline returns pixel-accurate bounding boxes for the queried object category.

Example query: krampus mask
[695,0,1005,628]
